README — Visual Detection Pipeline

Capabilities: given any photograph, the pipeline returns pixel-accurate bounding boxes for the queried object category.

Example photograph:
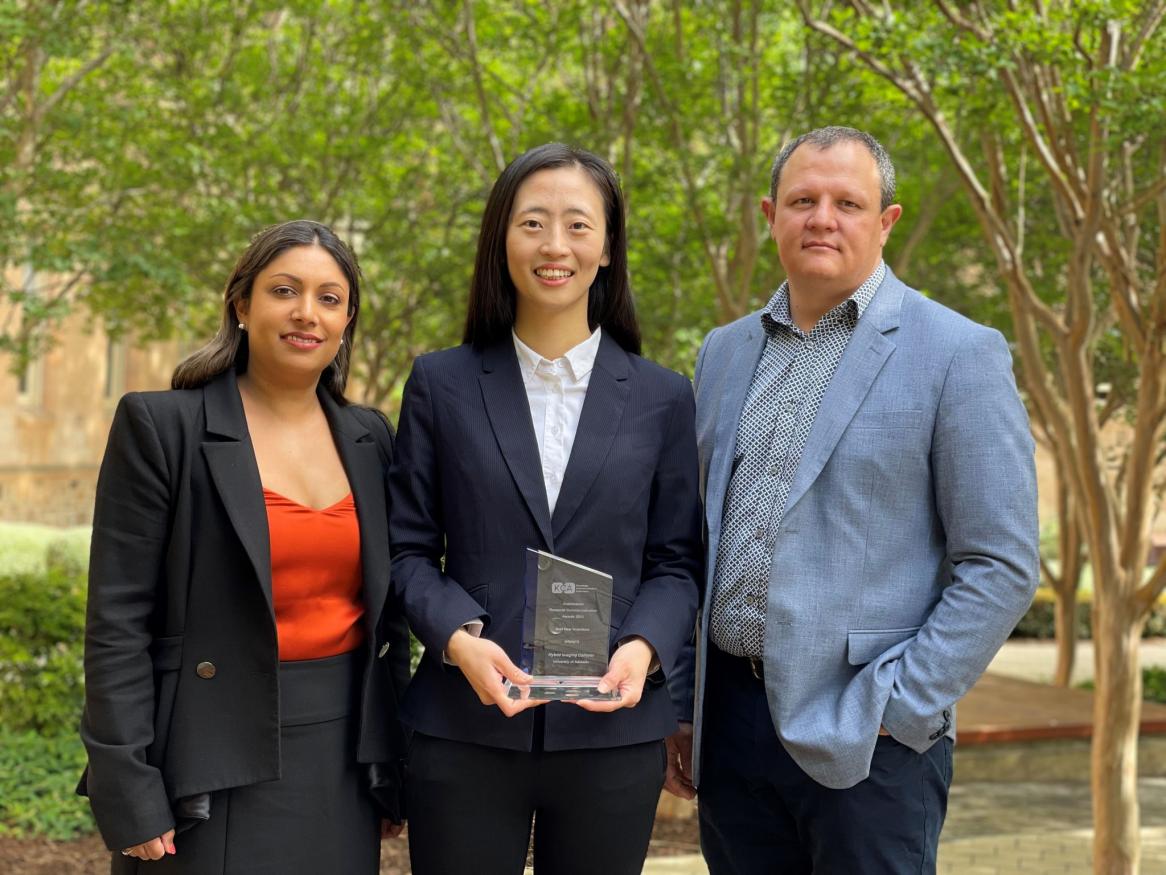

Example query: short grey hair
[768,126,896,211]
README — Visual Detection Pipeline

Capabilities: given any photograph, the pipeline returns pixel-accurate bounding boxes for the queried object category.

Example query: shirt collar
[512,327,602,383]
[761,260,886,332]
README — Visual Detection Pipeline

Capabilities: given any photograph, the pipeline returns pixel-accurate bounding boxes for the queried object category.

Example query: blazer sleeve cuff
[880,698,951,755]
[424,603,491,667]
[88,782,175,852]
[442,618,485,665]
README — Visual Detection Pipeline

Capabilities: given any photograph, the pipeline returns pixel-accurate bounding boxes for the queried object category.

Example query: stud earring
[238,322,246,331]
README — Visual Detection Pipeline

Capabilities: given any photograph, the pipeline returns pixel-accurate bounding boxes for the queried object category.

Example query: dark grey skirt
[112,650,380,875]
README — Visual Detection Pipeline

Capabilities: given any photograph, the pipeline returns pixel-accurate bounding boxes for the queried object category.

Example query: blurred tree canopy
[0,0,1135,412]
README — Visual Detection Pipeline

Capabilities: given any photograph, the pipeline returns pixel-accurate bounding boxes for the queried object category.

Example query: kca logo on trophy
[504,548,620,701]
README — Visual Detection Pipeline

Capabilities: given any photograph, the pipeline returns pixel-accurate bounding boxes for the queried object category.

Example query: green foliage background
[0,525,91,839]
[2,0,1030,412]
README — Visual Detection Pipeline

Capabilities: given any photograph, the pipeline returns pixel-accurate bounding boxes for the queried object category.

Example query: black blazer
[79,370,409,852]
[389,333,702,752]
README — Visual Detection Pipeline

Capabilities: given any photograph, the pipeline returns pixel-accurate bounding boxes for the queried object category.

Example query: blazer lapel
[321,393,389,636]
[551,333,630,538]
[705,320,766,553]
[781,272,905,518]
[479,341,555,549]
[201,371,274,617]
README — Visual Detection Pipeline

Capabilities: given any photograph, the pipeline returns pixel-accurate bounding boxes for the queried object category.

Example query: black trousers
[406,730,666,875]
[697,644,953,875]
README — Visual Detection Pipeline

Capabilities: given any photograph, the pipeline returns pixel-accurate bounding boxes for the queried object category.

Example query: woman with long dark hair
[390,144,702,874]
[80,220,408,874]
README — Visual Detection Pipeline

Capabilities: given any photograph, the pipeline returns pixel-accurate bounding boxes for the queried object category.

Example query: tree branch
[1125,175,1166,217]
[933,0,990,40]
[981,128,1010,219]
[797,3,925,104]
[996,66,1084,223]
[610,0,734,317]
[1136,554,1166,616]
[1040,554,1061,591]
[892,167,958,276]
[462,0,507,173]
[39,43,114,120]
[1123,0,1166,71]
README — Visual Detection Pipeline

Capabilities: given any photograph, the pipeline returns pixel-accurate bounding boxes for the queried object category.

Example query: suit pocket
[148,635,184,765]
[846,626,921,666]
[609,590,635,642]
[149,634,184,671]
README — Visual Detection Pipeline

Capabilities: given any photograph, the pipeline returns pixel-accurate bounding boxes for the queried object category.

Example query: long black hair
[463,143,640,354]
[171,220,361,404]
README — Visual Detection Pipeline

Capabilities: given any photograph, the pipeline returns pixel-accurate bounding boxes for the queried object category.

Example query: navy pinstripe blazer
[389,332,702,751]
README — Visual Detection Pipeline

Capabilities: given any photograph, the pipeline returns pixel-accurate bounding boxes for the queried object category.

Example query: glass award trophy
[504,548,620,701]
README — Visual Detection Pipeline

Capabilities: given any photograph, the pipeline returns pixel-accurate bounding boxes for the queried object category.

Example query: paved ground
[986,637,1166,686]
[639,639,1166,875]
[937,779,1166,874]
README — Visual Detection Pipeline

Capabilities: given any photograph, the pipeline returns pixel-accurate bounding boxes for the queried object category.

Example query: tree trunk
[1053,593,1078,687]
[1053,478,1084,687]
[1091,584,1143,875]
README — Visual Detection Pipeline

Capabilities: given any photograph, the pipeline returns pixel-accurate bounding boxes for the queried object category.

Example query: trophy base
[504,676,621,701]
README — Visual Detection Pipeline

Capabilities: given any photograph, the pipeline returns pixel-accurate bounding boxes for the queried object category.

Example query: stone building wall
[0,305,177,525]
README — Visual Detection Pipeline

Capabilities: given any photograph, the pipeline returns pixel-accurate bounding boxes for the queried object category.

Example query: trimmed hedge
[1011,588,1166,639]
[0,527,93,838]
[0,569,87,733]
[1147,666,1166,704]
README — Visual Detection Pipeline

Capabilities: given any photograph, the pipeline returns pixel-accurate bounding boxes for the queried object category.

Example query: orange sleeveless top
[264,488,366,661]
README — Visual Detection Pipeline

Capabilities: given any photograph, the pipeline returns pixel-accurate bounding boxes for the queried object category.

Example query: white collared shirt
[512,327,601,515]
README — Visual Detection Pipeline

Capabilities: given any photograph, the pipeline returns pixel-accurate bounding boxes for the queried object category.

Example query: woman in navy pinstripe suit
[389,144,702,874]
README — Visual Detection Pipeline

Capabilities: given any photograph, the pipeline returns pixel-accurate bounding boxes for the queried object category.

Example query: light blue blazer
[688,267,1039,790]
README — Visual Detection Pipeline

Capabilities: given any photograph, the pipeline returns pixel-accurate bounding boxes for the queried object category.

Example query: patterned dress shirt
[709,262,886,657]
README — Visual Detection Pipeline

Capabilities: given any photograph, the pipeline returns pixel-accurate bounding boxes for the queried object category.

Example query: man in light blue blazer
[667,126,1040,873]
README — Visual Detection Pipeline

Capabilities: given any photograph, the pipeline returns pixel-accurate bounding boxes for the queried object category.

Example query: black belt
[710,642,765,683]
